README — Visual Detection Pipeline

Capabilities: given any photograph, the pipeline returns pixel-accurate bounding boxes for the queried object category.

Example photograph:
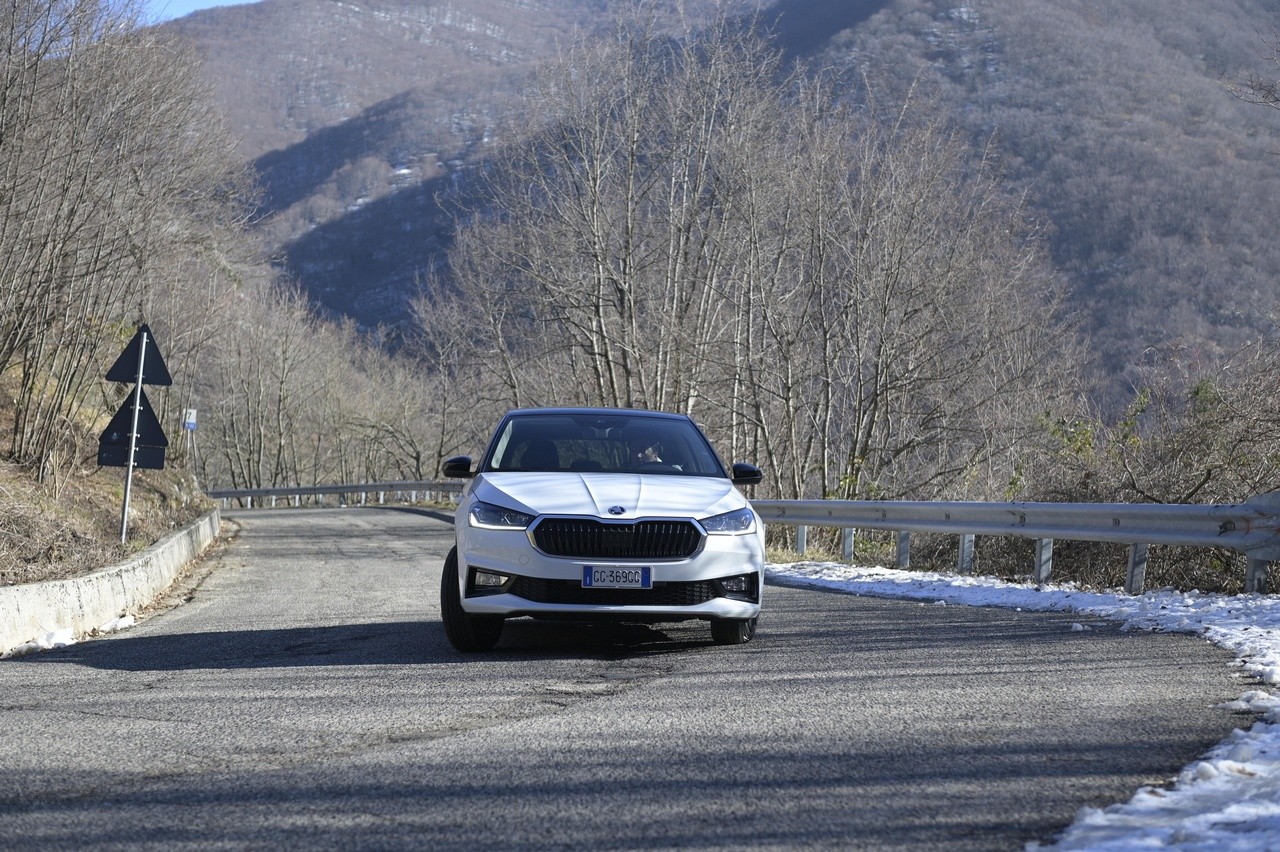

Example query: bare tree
[445,11,793,414]
[200,283,333,489]
[428,13,1078,500]
[0,2,459,507]
[1099,334,1280,504]
[822,93,1073,501]
[1232,28,1280,111]
[0,1,257,480]
[407,278,509,472]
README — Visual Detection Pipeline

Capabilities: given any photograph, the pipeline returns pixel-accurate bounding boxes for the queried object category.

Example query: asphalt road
[0,507,1254,850]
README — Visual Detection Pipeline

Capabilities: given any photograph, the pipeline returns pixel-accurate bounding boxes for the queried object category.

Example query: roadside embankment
[0,510,220,656]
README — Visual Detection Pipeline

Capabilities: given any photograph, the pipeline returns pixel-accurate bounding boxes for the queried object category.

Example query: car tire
[710,616,757,645]
[440,546,504,652]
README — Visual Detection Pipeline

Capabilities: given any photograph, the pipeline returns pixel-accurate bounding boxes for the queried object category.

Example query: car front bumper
[455,522,764,621]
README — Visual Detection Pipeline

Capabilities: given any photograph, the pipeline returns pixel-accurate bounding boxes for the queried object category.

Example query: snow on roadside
[0,614,135,659]
[766,561,1280,850]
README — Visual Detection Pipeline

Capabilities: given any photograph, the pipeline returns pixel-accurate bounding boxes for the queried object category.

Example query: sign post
[100,324,172,543]
[183,408,199,488]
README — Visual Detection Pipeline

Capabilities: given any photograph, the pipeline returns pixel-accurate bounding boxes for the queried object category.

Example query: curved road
[0,508,1252,849]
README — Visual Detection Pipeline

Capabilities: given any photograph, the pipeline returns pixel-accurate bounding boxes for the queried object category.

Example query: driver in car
[629,438,663,467]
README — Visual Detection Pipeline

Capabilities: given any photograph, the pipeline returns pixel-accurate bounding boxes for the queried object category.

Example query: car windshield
[482,412,727,477]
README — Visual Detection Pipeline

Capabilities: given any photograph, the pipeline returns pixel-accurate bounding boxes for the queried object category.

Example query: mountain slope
[170,0,593,159]
[168,0,1280,393]
[821,0,1280,400]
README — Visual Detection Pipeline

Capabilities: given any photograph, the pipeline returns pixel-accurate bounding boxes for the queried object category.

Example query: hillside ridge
[167,0,1280,393]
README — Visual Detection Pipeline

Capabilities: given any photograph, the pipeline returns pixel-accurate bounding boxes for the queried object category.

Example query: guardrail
[207,480,1280,595]
[752,493,1280,594]
[206,480,462,510]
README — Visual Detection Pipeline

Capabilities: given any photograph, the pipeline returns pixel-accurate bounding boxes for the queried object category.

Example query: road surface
[0,507,1252,849]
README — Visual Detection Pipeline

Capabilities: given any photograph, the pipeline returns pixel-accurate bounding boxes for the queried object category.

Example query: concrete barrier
[0,509,221,657]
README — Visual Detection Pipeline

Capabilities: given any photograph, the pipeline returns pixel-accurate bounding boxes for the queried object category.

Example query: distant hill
[166,0,1280,400]
[167,0,765,326]
[817,0,1280,404]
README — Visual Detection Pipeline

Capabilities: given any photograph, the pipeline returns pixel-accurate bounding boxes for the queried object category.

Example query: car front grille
[509,576,720,607]
[531,518,703,559]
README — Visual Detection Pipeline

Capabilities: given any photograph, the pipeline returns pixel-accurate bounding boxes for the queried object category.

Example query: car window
[483,413,727,476]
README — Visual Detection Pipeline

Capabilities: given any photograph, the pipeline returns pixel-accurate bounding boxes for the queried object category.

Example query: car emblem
[608,506,627,515]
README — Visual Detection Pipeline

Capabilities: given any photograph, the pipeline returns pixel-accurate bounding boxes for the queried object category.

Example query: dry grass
[0,365,211,587]
[0,459,212,586]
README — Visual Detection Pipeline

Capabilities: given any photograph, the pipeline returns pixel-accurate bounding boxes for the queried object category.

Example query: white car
[440,407,766,651]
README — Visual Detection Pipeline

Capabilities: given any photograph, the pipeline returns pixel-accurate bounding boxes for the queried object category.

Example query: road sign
[183,409,197,431]
[98,444,167,470]
[105,324,172,386]
[104,324,172,541]
[98,388,168,470]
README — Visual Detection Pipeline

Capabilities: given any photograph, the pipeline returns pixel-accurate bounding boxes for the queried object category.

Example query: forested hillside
[0,0,264,579]
[168,0,764,325]
[820,0,1280,407]
[167,0,1280,401]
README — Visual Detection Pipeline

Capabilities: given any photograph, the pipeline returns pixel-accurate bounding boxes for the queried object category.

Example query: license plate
[582,565,652,589]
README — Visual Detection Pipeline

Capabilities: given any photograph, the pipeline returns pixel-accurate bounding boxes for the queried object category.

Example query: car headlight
[700,507,756,535]
[469,501,535,530]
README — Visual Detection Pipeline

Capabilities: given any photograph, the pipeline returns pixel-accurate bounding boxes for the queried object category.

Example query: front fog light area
[468,568,513,596]
[716,573,759,602]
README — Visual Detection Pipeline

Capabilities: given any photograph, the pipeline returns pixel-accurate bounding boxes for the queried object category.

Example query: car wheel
[710,616,757,645]
[440,547,504,652]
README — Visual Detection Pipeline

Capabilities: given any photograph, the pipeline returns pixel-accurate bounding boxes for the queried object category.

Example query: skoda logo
[608,506,627,515]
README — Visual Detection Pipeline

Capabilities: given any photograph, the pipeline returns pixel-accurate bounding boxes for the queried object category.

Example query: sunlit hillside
[168,0,1280,400]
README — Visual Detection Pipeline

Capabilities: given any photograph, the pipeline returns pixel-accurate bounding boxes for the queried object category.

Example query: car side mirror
[442,456,474,479]
[731,462,763,486]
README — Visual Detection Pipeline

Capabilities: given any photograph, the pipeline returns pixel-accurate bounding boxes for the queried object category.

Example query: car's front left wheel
[440,547,504,652]
[710,616,757,645]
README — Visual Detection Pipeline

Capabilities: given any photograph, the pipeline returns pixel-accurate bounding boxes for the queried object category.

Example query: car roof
[502,407,690,421]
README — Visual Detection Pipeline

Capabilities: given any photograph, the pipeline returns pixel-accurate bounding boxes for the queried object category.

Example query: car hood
[471,472,748,520]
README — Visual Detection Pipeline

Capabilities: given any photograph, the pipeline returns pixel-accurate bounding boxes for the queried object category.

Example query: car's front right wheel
[710,616,757,645]
[440,547,504,652]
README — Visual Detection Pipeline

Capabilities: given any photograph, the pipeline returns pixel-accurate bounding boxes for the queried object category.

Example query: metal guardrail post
[796,525,807,556]
[958,534,975,574]
[896,531,910,569]
[1247,558,1271,594]
[1126,544,1149,594]
[842,528,854,562]
[1034,538,1054,584]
